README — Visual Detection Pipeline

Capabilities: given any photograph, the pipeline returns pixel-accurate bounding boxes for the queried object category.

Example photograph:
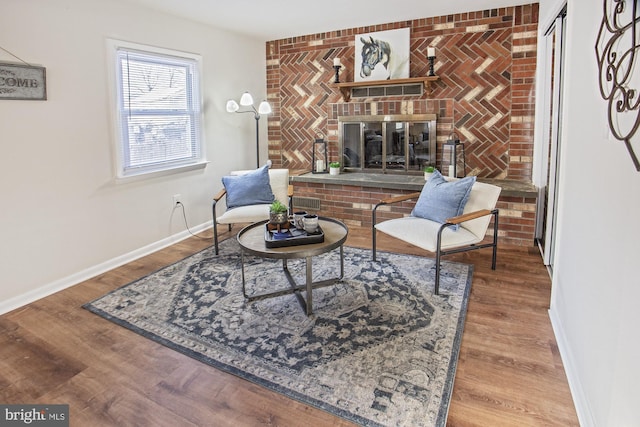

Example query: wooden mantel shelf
[333,76,439,102]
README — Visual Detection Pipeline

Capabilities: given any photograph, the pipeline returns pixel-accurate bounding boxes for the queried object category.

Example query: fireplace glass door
[339,114,436,174]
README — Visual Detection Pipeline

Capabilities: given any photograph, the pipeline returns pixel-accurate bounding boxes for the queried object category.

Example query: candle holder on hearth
[312,138,328,174]
[443,132,466,178]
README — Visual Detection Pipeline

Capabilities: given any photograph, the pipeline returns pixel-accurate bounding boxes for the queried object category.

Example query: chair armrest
[445,209,495,225]
[213,188,227,203]
[372,191,421,229]
[375,192,421,208]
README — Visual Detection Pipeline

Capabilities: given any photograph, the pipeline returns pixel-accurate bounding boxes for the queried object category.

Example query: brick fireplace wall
[264,4,539,246]
[265,4,538,180]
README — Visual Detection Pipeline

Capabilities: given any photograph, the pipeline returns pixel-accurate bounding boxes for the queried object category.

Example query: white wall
[545,0,640,425]
[0,0,266,312]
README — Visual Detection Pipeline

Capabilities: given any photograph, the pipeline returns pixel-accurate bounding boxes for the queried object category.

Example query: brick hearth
[291,173,537,247]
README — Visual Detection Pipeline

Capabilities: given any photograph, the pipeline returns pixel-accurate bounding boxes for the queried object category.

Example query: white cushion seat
[212,168,290,254]
[375,216,483,252]
[216,203,273,225]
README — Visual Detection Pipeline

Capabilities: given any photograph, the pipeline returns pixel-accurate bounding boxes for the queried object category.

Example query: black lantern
[312,138,328,173]
[444,132,466,178]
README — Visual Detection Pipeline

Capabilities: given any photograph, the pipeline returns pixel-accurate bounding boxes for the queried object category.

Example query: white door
[536,7,567,271]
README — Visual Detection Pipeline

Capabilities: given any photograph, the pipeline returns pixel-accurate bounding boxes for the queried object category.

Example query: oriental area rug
[84,239,473,427]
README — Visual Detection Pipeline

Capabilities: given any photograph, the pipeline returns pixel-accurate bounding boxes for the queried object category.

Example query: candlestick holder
[427,56,435,77]
[333,65,342,83]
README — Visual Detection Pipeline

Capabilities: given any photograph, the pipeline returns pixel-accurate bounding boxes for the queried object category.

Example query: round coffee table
[237,217,349,315]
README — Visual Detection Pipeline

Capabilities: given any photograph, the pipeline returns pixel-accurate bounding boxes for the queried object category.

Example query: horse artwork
[355,28,410,82]
[360,36,392,80]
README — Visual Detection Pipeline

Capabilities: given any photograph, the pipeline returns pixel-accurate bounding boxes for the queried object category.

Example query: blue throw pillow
[222,164,275,209]
[411,170,476,230]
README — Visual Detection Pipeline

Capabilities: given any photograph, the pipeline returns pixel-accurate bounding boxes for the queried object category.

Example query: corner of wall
[548,301,596,427]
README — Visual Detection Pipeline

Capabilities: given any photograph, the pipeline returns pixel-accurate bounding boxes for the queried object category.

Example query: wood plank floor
[0,225,579,426]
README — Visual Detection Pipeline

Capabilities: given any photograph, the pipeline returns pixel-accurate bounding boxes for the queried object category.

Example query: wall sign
[0,62,47,100]
[596,0,640,171]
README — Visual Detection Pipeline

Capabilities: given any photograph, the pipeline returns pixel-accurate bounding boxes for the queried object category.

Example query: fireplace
[338,114,436,174]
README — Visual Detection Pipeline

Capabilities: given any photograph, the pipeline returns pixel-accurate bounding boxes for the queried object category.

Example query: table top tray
[264,223,325,248]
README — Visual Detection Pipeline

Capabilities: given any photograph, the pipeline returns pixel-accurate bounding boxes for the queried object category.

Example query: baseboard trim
[0,221,212,316]
[548,307,595,427]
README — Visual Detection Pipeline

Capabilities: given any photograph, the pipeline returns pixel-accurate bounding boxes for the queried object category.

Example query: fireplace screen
[339,114,436,173]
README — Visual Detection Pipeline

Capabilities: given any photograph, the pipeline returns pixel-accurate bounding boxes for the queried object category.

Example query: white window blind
[112,43,203,177]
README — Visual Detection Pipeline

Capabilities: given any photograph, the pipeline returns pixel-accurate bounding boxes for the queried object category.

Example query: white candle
[316,160,325,171]
[427,47,436,58]
[333,57,341,67]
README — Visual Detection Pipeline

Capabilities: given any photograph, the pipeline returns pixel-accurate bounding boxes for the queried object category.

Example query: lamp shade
[258,100,272,115]
[226,99,239,113]
[240,91,254,106]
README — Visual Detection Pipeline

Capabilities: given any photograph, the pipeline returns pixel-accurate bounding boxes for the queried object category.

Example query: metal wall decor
[596,0,640,171]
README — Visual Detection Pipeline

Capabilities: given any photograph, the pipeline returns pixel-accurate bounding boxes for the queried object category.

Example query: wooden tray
[264,223,324,248]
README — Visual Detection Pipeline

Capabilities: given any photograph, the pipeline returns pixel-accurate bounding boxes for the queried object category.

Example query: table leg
[241,251,249,299]
[339,245,344,279]
[242,245,345,316]
[305,256,313,315]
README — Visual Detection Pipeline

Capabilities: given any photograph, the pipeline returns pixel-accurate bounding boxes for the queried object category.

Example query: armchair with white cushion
[212,165,292,255]
[372,171,501,295]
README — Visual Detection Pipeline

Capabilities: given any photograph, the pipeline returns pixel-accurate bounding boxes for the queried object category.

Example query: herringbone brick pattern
[431,30,512,178]
[278,50,337,167]
[266,4,538,180]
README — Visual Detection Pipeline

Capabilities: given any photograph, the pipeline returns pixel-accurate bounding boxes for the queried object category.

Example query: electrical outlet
[172,194,181,207]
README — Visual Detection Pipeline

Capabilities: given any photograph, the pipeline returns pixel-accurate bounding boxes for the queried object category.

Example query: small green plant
[329,162,340,168]
[423,165,435,173]
[269,200,288,213]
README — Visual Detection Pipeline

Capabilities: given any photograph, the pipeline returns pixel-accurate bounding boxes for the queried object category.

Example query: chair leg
[435,223,449,295]
[212,202,219,255]
[435,247,441,295]
[372,227,378,262]
[491,209,499,270]
[372,205,379,261]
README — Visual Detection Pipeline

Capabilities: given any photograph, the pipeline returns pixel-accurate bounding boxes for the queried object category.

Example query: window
[109,40,204,178]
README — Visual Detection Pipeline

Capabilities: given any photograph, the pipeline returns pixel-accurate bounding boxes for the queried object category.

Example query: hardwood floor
[0,225,579,426]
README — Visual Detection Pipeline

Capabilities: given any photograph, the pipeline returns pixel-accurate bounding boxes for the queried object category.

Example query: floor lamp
[226,92,272,168]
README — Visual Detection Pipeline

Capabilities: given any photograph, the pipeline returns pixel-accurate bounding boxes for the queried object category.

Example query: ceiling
[119,0,535,40]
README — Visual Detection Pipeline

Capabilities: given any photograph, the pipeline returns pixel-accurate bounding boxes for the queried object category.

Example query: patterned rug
[84,238,473,427]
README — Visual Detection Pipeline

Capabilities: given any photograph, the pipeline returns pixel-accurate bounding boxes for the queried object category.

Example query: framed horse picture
[355,28,410,82]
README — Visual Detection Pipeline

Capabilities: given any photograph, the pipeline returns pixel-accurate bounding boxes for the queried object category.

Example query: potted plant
[423,165,436,180]
[329,161,341,176]
[269,200,289,229]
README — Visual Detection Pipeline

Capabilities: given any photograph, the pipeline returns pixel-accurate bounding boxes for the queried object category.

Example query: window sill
[115,161,209,184]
